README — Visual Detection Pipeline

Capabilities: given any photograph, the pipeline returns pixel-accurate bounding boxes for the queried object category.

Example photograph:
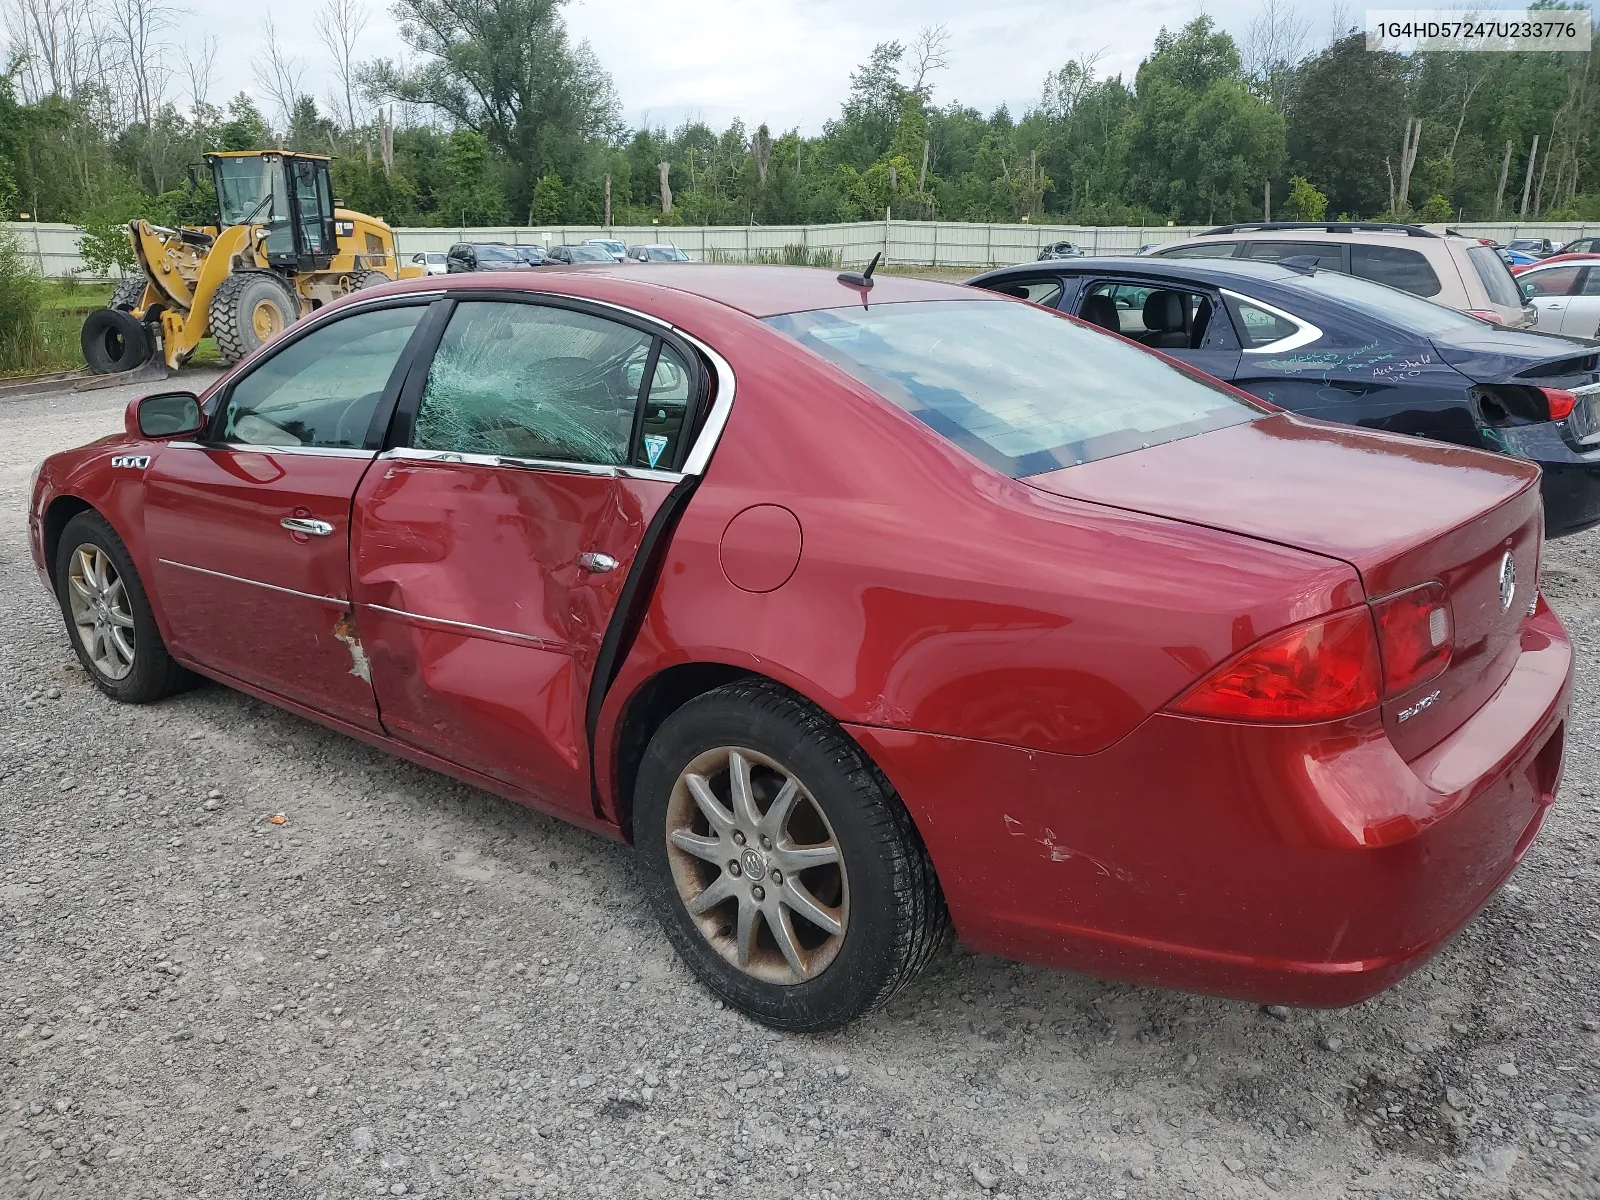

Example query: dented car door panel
[350,454,673,815]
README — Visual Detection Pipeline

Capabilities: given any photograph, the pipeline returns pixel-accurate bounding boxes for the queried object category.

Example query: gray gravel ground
[1,375,1598,1200]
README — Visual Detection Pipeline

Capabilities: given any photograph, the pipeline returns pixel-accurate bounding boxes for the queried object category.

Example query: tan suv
[1152,222,1535,328]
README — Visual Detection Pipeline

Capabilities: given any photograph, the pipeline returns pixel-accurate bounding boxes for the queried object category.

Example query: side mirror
[128,391,203,439]
[1522,281,1537,297]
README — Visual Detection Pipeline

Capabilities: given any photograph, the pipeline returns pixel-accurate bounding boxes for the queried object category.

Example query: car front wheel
[54,511,189,704]
[635,679,947,1031]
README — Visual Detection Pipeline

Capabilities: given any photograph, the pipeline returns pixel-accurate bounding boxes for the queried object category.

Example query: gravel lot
[1,375,1598,1200]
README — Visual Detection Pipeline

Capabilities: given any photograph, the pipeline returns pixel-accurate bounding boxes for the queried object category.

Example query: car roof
[974,255,1308,287]
[365,264,994,319]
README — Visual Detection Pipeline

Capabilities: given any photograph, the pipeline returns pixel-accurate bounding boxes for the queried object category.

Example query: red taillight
[1465,309,1505,324]
[1538,386,1577,420]
[1369,582,1453,696]
[1170,608,1381,723]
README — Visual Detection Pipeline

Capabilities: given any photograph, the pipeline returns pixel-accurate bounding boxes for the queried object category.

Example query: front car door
[350,296,706,819]
[143,300,435,729]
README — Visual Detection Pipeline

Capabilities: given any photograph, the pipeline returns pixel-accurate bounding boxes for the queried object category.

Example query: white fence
[7,218,1600,278]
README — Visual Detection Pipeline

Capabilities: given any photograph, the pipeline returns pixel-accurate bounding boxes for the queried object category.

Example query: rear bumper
[1491,422,1600,536]
[848,600,1571,1007]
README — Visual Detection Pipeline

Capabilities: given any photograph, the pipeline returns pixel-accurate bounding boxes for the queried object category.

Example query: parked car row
[25,243,1588,1033]
[411,241,693,275]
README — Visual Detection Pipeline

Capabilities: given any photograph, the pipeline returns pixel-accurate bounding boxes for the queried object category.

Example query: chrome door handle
[281,517,334,537]
[576,551,619,573]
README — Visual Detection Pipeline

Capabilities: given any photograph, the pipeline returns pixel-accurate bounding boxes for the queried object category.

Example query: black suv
[445,243,532,272]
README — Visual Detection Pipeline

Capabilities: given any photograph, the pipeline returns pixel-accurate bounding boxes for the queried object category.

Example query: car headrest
[1143,290,1186,332]
[1139,289,1190,331]
[1080,294,1121,333]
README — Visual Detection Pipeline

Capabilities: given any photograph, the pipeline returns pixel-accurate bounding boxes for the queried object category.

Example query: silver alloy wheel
[664,746,849,985]
[67,543,135,681]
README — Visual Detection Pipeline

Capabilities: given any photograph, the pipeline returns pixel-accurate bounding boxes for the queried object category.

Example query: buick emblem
[1499,552,1516,613]
[741,848,766,880]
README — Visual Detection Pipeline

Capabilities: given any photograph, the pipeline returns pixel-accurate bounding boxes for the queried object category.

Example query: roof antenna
[838,252,880,289]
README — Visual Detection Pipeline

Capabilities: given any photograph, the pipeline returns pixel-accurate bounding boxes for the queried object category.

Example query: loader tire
[109,277,146,312]
[350,269,391,292]
[211,272,300,366]
[81,308,152,374]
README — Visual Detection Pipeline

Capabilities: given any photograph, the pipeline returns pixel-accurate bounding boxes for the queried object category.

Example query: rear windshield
[1468,244,1524,307]
[766,300,1259,476]
[474,245,521,263]
[1289,269,1488,336]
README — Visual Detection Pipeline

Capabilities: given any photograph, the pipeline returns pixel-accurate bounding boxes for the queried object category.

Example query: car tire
[80,307,152,374]
[635,679,948,1031]
[54,511,190,704]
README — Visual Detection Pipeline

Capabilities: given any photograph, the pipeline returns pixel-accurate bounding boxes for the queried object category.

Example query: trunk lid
[1429,328,1600,387]
[1028,413,1542,759]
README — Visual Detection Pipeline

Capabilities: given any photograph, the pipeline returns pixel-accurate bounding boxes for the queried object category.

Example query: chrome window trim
[381,446,630,478]
[166,441,377,459]
[676,333,733,476]
[157,558,346,607]
[1221,288,1325,354]
[364,603,567,651]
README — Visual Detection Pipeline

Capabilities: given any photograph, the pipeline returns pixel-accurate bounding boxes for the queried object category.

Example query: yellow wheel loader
[82,150,423,374]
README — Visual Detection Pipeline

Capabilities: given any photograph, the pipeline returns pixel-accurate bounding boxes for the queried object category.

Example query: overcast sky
[181,0,1353,135]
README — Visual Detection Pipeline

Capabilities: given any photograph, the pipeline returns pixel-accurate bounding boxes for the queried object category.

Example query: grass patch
[3,278,222,378]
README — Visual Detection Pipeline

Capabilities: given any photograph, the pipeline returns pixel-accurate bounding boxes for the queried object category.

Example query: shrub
[0,223,46,374]
[1418,193,1454,222]
[1280,176,1328,222]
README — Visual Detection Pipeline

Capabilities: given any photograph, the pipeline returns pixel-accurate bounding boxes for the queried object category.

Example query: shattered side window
[413,302,653,464]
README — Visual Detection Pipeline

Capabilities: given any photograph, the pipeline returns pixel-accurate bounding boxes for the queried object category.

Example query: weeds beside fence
[705,244,843,269]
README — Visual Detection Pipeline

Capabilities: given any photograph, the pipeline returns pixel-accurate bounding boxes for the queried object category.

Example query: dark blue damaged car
[968,257,1600,536]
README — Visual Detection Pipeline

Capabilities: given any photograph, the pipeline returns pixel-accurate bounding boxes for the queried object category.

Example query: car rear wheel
[635,679,947,1031]
[54,511,189,704]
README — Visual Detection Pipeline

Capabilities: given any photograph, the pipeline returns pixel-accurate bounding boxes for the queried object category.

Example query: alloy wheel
[664,746,849,985]
[67,543,136,680]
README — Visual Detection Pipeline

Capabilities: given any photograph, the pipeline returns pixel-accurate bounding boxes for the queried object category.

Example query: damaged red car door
[349,297,699,819]
[142,303,431,729]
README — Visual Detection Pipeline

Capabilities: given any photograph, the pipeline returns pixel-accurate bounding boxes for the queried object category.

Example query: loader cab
[207,151,337,273]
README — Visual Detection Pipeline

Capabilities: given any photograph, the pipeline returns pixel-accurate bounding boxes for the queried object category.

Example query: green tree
[1286,35,1407,219]
[436,130,506,225]
[1127,18,1284,223]
[531,171,563,223]
[366,0,619,218]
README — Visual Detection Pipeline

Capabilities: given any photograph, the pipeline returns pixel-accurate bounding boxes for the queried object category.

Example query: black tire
[109,277,146,312]
[350,268,391,292]
[635,679,948,1031]
[211,272,299,365]
[80,307,152,374]
[54,511,190,704]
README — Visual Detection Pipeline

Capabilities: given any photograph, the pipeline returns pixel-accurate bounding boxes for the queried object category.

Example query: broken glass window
[414,301,652,465]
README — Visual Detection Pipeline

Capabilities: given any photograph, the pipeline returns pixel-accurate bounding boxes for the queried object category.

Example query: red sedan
[29,267,1571,1031]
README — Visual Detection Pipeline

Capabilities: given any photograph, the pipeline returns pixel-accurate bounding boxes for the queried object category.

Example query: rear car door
[350,296,706,818]
[1520,265,1584,333]
[143,300,434,729]
[1077,279,1241,380]
[1568,268,1600,338]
